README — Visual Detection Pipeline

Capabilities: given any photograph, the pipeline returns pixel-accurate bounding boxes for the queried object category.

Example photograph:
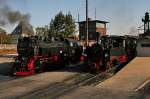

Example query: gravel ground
[0,57,88,98]
[0,71,79,98]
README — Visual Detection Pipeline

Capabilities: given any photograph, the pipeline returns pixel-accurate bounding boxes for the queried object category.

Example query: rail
[18,69,115,99]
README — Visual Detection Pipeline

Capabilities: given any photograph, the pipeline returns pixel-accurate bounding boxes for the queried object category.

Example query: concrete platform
[60,57,150,99]
[96,57,150,91]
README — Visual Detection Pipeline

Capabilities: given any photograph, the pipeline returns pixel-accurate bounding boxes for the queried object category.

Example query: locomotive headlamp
[105,53,108,57]
[60,50,63,53]
[98,40,101,44]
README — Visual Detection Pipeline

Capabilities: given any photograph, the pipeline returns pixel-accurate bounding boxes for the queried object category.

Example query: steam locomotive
[12,36,83,75]
[84,12,150,74]
[13,11,150,76]
[84,35,137,74]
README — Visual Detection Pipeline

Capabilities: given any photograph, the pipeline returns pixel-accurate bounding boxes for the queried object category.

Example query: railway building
[78,18,108,46]
[137,12,150,56]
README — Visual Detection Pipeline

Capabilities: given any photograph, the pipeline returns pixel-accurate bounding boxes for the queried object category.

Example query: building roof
[78,20,109,23]
[11,21,34,36]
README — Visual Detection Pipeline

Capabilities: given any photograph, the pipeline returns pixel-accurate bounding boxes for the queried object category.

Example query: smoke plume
[0,0,30,26]
[129,26,138,36]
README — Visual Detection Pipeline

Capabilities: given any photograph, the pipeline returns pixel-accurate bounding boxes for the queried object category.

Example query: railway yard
[0,55,149,99]
[1,0,150,99]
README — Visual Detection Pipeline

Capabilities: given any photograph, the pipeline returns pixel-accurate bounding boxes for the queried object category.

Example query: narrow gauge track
[19,72,113,99]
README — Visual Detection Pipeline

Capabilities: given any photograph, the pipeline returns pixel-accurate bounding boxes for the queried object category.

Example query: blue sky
[1,0,150,35]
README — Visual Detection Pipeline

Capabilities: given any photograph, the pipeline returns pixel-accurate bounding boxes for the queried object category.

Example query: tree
[53,11,65,36]
[3,34,12,44]
[36,27,45,37]
[64,12,76,37]
[0,33,13,44]
[36,25,49,39]
[0,27,12,44]
[49,11,76,37]
[0,27,6,34]
[49,19,55,37]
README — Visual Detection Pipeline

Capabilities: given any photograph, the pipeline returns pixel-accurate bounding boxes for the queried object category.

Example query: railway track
[18,71,113,99]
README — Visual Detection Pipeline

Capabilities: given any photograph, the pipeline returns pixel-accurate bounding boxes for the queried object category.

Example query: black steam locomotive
[84,35,137,74]
[12,36,83,75]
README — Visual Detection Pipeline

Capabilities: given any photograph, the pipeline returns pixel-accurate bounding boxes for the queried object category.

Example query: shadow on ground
[0,62,14,76]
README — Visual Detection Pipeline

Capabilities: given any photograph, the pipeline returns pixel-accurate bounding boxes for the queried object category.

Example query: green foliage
[0,27,6,34]
[49,19,55,36]
[65,12,76,37]
[0,33,13,44]
[49,11,76,37]
[0,27,12,44]
[36,25,49,39]
[53,12,65,36]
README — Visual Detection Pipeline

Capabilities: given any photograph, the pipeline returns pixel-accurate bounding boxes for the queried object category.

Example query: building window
[81,35,85,40]
[89,33,93,39]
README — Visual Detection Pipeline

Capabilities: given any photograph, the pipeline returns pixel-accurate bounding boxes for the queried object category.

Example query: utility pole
[86,0,89,46]
[95,8,96,20]
[78,12,80,22]
[0,34,3,44]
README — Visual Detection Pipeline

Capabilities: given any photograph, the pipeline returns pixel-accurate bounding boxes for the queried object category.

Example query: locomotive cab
[109,35,137,66]
[108,36,127,65]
